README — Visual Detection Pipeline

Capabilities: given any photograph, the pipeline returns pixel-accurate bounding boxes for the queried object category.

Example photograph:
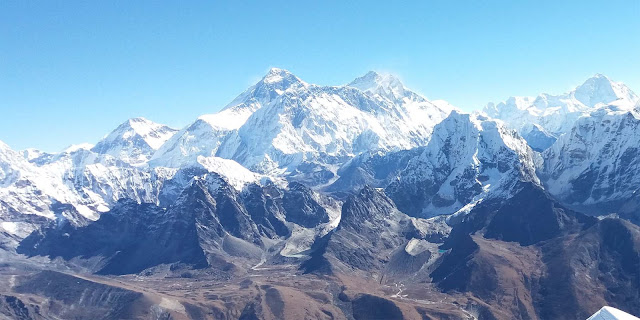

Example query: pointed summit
[222,67,307,111]
[62,143,94,153]
[92,117,177,165]
[348,71,404,92]
[573,73,638,108]
[261,67,301,84]
[257,67,306,90]
[348,71,412,102]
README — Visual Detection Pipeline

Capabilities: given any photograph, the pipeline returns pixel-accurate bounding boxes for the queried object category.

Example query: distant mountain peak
[571,73,639,108]
[91,117,177,165]
[348,71,408,100]
[257,67,306,89]
[572,73,619,107]
[484,74,639,136]
[221,67,307,112]
[262,67,296,83]
[127,116,153,127]
[63,143,94,153]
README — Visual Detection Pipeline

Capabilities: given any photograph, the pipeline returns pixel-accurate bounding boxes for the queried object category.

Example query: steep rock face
[431,183,593,302]
[540,106,640,214]
[385,111,539,217]
[430,182,640,319]
[240,183,290,238]
[429,183,589,319]
[281,182,330,228]
[16,173,345,274]
[326,148,421,194]
[537,218,640,320]
[303,186,449,278]
[0,139,185,236]
[484,74,639,139]
[17,200,209,275]
[15,174,271,274]
[0,139,273,242]
[0,141,56,221]
[446,183,594,246]
[520,124,557,152]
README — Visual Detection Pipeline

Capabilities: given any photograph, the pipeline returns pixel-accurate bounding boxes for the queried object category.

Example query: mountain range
[1,69,639,320]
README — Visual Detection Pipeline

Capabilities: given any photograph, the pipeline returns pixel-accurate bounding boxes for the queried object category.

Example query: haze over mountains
[1,69,640,320]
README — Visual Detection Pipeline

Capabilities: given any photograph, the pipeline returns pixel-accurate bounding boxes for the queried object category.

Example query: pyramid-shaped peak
[266,67,291,76]
[573,73,633,108]
[261,67,303,85]
[578,73,615,88]
[101,117,176,143]
[62,143,94,153]
[91,117,177,164]
[220,67,307,111]
[127,117,153,125]
[348,71,404,92]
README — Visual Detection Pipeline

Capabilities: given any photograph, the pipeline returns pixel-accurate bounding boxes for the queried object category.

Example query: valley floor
[0,257,474,320]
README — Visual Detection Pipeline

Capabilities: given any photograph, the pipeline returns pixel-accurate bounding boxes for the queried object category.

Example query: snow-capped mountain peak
[483,74,639,141]
[151,68,309,169]
[573,73,638,108]
[347,71,410,102]
[91,117,177,166]
[348,71,403,91]
[63,143,95,153]
[124,117,177,149]
[262,67,303,85]
[153,69,456,175]
[222,67,307,112]
[383,110,539,217]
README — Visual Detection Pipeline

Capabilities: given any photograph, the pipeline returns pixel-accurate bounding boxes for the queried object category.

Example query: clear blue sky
[1,0,639,152]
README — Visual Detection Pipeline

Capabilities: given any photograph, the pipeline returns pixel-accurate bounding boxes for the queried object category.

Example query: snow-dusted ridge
[484,74,639,140]
[539,105,640,212]
[2,69,640,243]
[151,68,457,180]
[385,110,539,217]
[0,68,459,238]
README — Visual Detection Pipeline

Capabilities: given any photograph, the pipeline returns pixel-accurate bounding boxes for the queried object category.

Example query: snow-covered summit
[151,68,309,168]
[484,74,639,139]
[574,74,638,108]
[152,68,457,181]
[261,67,305,86]
[63,143,95,153]
[348,71,409,102]
[92,117,177,166]
[222,67,308,112]
[385,110,539,217]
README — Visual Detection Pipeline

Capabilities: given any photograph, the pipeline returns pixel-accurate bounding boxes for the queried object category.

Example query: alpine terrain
[1,69,639,320]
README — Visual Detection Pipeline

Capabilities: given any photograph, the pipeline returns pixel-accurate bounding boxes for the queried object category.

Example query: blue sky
[1,0,639,152]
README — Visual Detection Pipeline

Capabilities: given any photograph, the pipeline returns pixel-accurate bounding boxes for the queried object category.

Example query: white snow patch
[587,306,640,320]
